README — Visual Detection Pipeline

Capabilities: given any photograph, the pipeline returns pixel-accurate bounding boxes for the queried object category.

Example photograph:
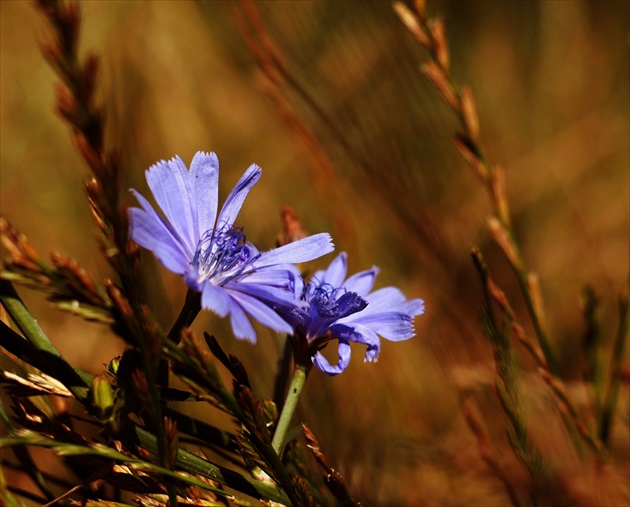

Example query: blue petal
[254,233,334,267]
[145,157,197,255]
[189,151,219,236]
[129,194,189,273]
[239,264,300,290]
[364,287,407,312]
[401,298,425,317]
[228,299,257,342]
[345,311,416,341]
[201,282,232,317]
[312,341,351,376]
[322,252,347,287]
[216,164,261,229]
[228,276,302,307]
[343,267,378,296]
[227,289,294,335]
[332,323,381,360]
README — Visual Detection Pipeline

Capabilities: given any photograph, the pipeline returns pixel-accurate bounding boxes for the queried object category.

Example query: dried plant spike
[163,417,179,470]
[74,132,105,177]
[105,279,133,321]
[526,273,546,332]
[488,279,514,320]
[462,396,524,507]
[36,33,63,74]
[82,52,100,101]
[302,423,328,470]
[453,133,488,180]
[393,2,431,48]
[487,216,518,267]
[278,205,308,246]
[460,85,479,140]
[421,61,458,111]
[0,218,42,271]
[490,165,510,225]
[430,18,450,71]
[413,0,427,21]
[512,323,547,369]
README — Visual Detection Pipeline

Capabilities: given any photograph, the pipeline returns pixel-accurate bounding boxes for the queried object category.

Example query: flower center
[191,225,259,286]
[295,280,368,340]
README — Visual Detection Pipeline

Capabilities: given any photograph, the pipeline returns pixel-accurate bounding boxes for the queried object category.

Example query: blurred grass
[1,0,628,504]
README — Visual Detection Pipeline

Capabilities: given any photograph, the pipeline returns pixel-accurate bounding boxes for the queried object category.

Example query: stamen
[192,225,260,285]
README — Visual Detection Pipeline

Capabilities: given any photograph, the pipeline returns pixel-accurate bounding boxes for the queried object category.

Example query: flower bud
[91,375,115,420]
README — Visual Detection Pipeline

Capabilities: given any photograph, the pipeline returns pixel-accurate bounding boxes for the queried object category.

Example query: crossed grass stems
[1,0,628,506]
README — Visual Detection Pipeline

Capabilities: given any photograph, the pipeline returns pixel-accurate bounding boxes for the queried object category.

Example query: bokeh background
[1,0,628,505]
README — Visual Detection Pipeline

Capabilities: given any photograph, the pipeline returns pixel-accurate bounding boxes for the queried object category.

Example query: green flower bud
[91,375,115,420]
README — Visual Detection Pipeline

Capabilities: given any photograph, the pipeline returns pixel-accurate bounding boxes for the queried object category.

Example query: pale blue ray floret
[128,151,334,342]
[282,252,425,375]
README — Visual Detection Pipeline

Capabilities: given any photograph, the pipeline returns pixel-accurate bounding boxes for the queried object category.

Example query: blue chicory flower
[281,252,424,375]
[128,151,334,342]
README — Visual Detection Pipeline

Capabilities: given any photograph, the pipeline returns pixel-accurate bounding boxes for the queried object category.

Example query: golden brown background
[1,1,628,504]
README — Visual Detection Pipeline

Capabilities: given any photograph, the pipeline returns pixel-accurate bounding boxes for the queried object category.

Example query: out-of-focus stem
[395,1,558,373]
[599,287,629,445]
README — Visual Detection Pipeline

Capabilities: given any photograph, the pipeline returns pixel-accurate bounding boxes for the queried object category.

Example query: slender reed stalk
[471,247,550,504]
[395,1,557,374]
[33,4,179,499]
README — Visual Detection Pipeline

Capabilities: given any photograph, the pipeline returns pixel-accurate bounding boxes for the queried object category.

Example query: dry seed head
[55,82,78,121]
[393,2,431,47]
[37,33,62,65]
[0,218,42,271]
[421,61,458,110]
[430,18,450,70]
[278,205,307,246]
[488,217,519,266]
[74,132,105,177]
[60,1,81,56]
[453,133,487,180]
[413,0,427,22]
[460,85,479,140]
[82,53,100,98]
[512,323,547,369]
[461,397,492,459]
[163,417,179,470]
[527,272,547,331]
[488,278,514,319]
[490,165,510,224]
[49,252,100,299]
[487,216,518,266]
[106,279,133,319]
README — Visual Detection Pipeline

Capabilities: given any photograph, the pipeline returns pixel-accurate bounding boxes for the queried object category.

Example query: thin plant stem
[167,289,202,344]
[0,398,56,502]
[0,280,90,403]
[394,1,558,374]
[271,362,311,454]
[599,287,629,445]
[159,288,202,388]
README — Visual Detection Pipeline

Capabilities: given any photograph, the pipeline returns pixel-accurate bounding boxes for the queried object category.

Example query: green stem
[271,362,310,454]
